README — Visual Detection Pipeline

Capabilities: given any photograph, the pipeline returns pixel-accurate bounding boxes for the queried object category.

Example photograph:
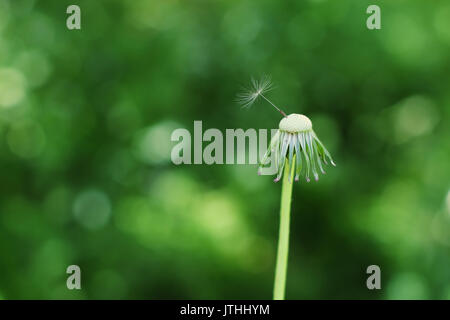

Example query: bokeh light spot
[73,189,111,230]
[223,3,262,45]
[7,119,46,159]
[393,96,438,143]
[133,120,180,165]
[0,68,27,108]
[383,14,430,66]
[15,50,52,88]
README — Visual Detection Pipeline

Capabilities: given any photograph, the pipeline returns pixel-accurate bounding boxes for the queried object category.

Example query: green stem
[273,158,295,300]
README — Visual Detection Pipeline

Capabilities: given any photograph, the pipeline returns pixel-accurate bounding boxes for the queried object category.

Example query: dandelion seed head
[260,113,336,183]
[279,114,312,132]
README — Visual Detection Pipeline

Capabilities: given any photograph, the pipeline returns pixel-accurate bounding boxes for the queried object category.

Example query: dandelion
[237,77,336,300]
[260,113,336,183]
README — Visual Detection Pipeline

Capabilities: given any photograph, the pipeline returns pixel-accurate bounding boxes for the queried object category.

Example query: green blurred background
[0,0,449,299]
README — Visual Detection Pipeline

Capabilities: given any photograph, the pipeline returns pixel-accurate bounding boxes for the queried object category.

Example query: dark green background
[0,0,449,299]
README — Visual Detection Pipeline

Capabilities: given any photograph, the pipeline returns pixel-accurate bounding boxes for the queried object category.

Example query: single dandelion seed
[236,75,287,117]
[238,77,336,300]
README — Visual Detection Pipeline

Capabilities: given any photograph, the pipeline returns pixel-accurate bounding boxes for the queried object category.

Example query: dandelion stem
[273,156,295,300]
[260,94,287,117]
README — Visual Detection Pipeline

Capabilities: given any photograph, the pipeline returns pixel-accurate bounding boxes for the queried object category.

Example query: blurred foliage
[0,0,449,299]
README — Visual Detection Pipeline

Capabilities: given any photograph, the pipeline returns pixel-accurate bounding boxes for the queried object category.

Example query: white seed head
[279,113,312,133]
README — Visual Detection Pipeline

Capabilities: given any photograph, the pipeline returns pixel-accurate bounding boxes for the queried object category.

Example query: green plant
[239,77,336,299]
